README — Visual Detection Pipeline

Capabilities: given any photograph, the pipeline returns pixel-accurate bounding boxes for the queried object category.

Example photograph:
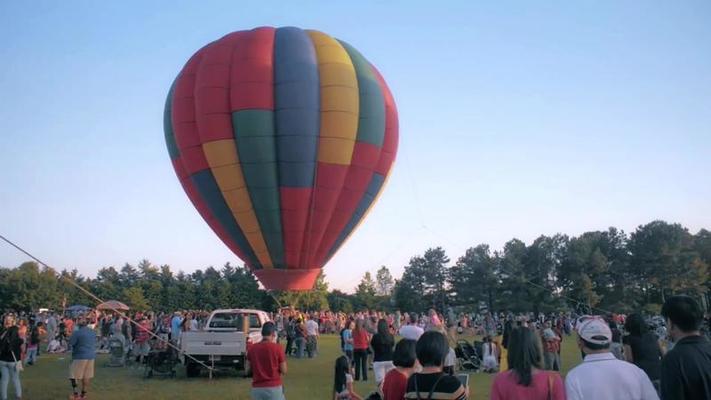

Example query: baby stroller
[473,340,484,359]
[455,339,481,371]
[143,341,178,378]
[107,336,127,367]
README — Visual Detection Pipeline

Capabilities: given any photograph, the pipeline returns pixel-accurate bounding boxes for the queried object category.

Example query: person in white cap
[565,316,659,400]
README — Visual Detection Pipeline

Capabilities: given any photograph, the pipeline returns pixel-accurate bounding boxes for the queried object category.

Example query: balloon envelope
[164,26,398,290]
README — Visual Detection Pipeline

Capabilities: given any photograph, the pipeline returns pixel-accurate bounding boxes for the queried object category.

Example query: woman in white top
[334,355,362,400]
[482,335,500,372]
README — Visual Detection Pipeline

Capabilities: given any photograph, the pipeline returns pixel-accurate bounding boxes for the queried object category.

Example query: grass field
[18,335,583,400]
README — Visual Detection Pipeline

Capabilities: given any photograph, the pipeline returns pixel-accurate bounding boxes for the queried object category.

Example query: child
[334,355,363,400]
[482,335,500,373]
[47,335,64,353]
[444,345,457,375]
[342,320,355,363]
[443,329,457,375]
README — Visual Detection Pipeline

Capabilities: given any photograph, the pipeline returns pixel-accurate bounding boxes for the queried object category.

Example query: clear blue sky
[1,1,710,292]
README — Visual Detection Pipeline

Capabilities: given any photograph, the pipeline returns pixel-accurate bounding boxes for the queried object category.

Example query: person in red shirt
[352,319,371,381]
[247,321,287,400]
[64,317,75,336]
[382,339,418,400]
[133,317,152,364]
[541,321,562,371]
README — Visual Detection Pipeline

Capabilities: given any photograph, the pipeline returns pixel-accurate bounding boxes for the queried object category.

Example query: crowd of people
[247,296,711,400]
[1,295,710,399]
[0,308,206,400]
[0,311,97,400]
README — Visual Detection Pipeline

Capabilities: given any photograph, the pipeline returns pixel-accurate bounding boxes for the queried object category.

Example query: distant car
[180,309,270,378]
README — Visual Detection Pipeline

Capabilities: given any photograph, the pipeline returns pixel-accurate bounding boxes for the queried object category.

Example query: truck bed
[181,331,246,356]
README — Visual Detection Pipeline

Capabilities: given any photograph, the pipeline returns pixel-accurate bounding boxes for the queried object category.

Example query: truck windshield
[209,313,260,329]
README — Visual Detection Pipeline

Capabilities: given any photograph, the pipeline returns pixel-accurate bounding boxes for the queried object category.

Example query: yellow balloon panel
[321,86,359,113]
[316,63,359,87]
[320,111,359,140]
[222,187,254,213]
[318,137,356,165]
[203,139,239,167]
[234,209,261,233]
[210,164,245,191]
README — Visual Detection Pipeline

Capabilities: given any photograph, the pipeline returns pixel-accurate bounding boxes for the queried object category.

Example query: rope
[0,234,218,373]
[267,291,283,309]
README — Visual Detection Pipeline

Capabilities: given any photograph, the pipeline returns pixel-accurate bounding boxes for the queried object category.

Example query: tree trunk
[488,289,493,313]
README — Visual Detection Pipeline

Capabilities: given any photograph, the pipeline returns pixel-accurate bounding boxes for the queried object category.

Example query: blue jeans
[544,351,561,371]
[25,347,37,365]
[251,386,285,400]
[295,337,306,358]
[306,335,318,358]
[0,360,22,400]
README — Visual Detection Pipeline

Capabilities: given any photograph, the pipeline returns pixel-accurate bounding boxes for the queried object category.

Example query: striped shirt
[405,372,467,400]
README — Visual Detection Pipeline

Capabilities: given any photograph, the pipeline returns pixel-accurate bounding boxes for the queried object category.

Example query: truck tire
[186,361,200,378]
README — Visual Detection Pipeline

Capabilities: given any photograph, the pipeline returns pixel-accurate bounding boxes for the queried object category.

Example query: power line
[0,233,217,374]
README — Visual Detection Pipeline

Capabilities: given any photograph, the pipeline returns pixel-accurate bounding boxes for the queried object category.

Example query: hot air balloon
[164,26,398,290]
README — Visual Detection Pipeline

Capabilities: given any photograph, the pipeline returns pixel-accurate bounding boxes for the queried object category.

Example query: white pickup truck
[180,309,270,377]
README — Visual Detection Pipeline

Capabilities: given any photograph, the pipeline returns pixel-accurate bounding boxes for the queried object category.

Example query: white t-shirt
[47,339,61,352]
[306,319,319,336]
[444,347,456,367]
[337,373,354,398]
[482,342,499,369]
[565,352,659,400]
[398,324,424,341]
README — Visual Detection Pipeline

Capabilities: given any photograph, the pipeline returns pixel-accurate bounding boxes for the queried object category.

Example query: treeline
[0,220,708,315]
[388,221,710,315]
[0,260,270,312]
